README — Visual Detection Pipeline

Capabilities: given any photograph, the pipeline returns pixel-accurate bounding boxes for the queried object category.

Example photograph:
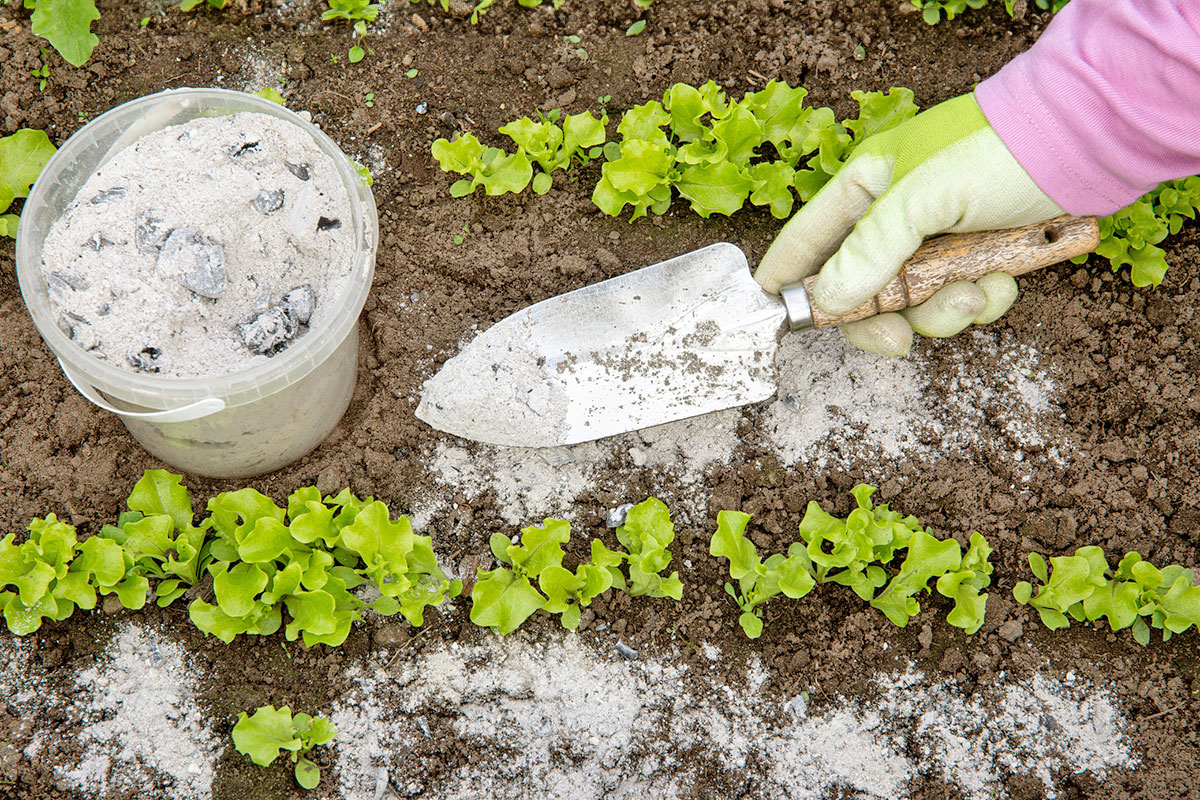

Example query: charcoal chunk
[285,161,311,181]
[128,346,162,373]
[89,187,127,204]
[48,270,89,292]
[159,227,227,299]
[252,189,284,214]
[316,216,342,232]
[86,232,122,251]
[230,140,260,157]
[239,306,299,356]
[238,286,316,356]
[282,285,315,325]
[135,210,169,254]
[57,312,89,339]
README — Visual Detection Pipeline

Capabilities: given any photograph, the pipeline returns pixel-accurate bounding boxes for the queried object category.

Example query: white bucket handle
[58,358,226,423]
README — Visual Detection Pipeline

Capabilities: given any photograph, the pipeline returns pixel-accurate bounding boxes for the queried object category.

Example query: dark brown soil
[1,1,1197,799]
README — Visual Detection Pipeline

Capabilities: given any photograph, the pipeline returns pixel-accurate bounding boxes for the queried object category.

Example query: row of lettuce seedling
[2,469,1197,647]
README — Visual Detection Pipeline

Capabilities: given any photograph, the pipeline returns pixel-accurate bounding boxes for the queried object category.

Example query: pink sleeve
[974,0,1200,216]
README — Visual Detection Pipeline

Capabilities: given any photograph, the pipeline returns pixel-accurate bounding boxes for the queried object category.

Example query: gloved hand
[755,93,1065,357]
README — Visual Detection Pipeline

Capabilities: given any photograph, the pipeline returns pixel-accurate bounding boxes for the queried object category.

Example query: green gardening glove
[755,93,1064,357]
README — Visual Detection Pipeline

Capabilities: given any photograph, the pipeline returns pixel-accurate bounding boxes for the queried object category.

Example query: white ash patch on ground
[0,635,57,779]
[57,623,222,800]
[429,409,741,527]
[332,635,692,800]
[430,440,606,526]
[763,328,1066,478]
[332,635,1135,800]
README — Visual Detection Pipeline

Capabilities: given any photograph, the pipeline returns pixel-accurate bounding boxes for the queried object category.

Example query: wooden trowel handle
[800,214,1100,329]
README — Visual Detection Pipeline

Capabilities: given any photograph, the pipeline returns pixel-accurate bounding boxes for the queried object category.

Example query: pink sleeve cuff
[975,0,1200,216]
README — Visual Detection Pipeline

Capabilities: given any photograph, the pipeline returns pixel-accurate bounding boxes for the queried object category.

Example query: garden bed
[0,1,1197,798]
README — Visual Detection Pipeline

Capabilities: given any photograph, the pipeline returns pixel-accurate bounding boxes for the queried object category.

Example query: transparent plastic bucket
[15,88,378,478]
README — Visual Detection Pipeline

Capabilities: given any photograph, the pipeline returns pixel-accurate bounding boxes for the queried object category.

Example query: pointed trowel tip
[414,350,571,449]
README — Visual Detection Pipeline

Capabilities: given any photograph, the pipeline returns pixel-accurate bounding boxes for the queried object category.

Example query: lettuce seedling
[323,0,379,20]
[470,498,682,635]
[0,129,57,238]
[1070,176,1200,287]
[611,498,683,600]
[431,133,533,197]
[232,705,336,790]
[498,111,607,193]
[191,486,461,646]
[99,469,210,607]
[1015,545,1200,644]
[711,485,992,638]
[709,510,814,638]
[0,515,143,634]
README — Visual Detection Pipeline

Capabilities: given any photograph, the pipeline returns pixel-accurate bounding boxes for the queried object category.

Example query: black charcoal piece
[128,346,162,373]
[316,216,342,232]
[48,270,89,292]
[285,161,311,181]
[230,140,260,157]
[159,227,227,299]
[135,210,169,254]
[86,232,121,251]
[89,187,127,204]
[282,285,315,325]
[238,306,299,356]
[252,189,285,214]
[57,312,89,339]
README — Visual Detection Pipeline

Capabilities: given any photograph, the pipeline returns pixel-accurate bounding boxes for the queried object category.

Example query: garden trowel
[417,215,1099,448]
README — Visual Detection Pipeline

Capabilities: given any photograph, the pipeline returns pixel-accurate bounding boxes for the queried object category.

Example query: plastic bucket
[15,88,378,479]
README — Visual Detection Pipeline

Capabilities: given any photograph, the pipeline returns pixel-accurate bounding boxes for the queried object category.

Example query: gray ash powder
[40,112,354,378]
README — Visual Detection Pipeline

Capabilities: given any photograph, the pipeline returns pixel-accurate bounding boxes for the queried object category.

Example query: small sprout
[626,20,646,36]
[406,68,419,78]
[853,44,867,61]
[349,45,365,63]
[364,92,375,108]
[565,34,581,43]
[232,706,337,791]
[139,16,151,26]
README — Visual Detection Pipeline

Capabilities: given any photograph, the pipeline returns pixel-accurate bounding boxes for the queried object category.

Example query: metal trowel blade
[416,243,788,448]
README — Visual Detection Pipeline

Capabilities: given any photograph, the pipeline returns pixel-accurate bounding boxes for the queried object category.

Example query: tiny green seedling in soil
[232,705,337,790]
[626,20,646,36]
[406,68,420,78]
[32,49,52,91]
[364,92,375,108]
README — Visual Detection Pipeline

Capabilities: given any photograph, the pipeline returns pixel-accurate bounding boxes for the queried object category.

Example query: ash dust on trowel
[40,112,353,378]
